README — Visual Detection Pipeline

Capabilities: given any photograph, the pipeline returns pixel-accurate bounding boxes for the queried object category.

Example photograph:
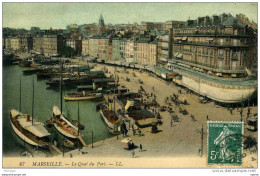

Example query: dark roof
[222,16,245,27]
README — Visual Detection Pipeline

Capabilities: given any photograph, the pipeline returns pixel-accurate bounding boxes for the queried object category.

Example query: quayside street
[62,62,257,168]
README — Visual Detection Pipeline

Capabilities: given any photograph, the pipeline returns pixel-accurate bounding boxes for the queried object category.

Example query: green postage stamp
[208,122,243,165]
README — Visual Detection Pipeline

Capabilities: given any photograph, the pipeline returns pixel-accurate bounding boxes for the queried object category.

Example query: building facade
[98,38,110,60]
[112,38,121,60]
[82,38,89,56]
[157,31,173,65]
[171,14,257,78]
[66,36,82,55]
[141,22,164,31]
[134,41,158,66]
[125,40,135,63]
[88,37,99,57]
[33,35,64,56]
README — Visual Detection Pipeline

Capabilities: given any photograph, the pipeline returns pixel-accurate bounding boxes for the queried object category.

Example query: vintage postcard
[1,1,258,173]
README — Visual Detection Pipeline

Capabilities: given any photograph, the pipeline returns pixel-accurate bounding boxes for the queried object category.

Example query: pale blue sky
[3,2,257,30]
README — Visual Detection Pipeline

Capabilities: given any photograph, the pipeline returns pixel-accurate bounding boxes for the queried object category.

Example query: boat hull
[10,118,41,147]
[99,107,119,135]
[64,94,103,101]
[53,123,77,139]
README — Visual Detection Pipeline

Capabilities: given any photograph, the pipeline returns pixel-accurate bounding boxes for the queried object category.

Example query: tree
[61,46,76,58]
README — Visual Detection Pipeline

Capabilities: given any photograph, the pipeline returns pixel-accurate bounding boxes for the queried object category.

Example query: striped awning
[177,53,183,58]
[182,37,188,40]
[174,52,179,57]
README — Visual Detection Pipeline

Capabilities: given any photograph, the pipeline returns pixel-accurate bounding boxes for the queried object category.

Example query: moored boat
[10,109,50,148]
[52,106,81,139]
[64,91,103,101]
[99,103,121,135]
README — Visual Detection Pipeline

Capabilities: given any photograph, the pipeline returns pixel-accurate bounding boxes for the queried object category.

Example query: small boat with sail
[9,78,50,148]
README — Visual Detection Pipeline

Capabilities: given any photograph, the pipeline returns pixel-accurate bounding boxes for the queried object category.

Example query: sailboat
[10,78,51,148]
[52,61,82,139]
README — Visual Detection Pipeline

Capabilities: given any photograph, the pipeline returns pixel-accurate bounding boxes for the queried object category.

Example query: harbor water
[2,64,112,157]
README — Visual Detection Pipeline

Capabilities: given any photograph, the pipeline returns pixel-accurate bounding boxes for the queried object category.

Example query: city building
[134,40,158,66]
[112,38,121,60]
[165,21,185,30]
[33,35,64,56]
[157,30,173,65]
[66,36,82,55]
[98,37,110,60]
[4,37,21,51]
[171,14,256,78]
[82,38,89,56]
[20,36,33,52]
[125,40,135,63]
[141,22,164,31]
[88,37,99,58]
[167,14,257,103]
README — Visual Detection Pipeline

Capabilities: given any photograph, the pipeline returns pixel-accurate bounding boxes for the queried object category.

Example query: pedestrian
[132,149,135,158]
[139,144,143,152]
[240,110,243,117]
[170,119,173,127]
[70,153,73,158]
[206,115,209,120]
[230,108,233,115]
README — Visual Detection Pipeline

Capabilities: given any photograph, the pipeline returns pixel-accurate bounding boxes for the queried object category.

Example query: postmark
[208,122,243,165]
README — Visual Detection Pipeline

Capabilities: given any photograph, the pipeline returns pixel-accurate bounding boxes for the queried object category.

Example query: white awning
[160,58,168,62]
[25,124,51,137]
[18,118,51,137]
[174,37,182,40]
[182,37,188,41]
[174,52,179,57]
[177,53,183,58]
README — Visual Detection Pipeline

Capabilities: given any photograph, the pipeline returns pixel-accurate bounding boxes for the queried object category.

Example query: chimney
[187,20,194,27]
[221,13,228,24]
[212,15,219,25]
[204,16,210,26]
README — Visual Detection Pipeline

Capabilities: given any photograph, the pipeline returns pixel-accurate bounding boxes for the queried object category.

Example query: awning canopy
[160,58,168,62]
[174,37,182,40]
[174,52,179,57]
[182,37,188,41]
[176,53,183,58]
[17,118,51,137]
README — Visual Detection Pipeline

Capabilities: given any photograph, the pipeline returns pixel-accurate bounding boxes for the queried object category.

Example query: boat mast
[60,58,63,114]
[19,75,22,112]
[78,100,80,136]
[78,100,80,151]
[32,78,34,125]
